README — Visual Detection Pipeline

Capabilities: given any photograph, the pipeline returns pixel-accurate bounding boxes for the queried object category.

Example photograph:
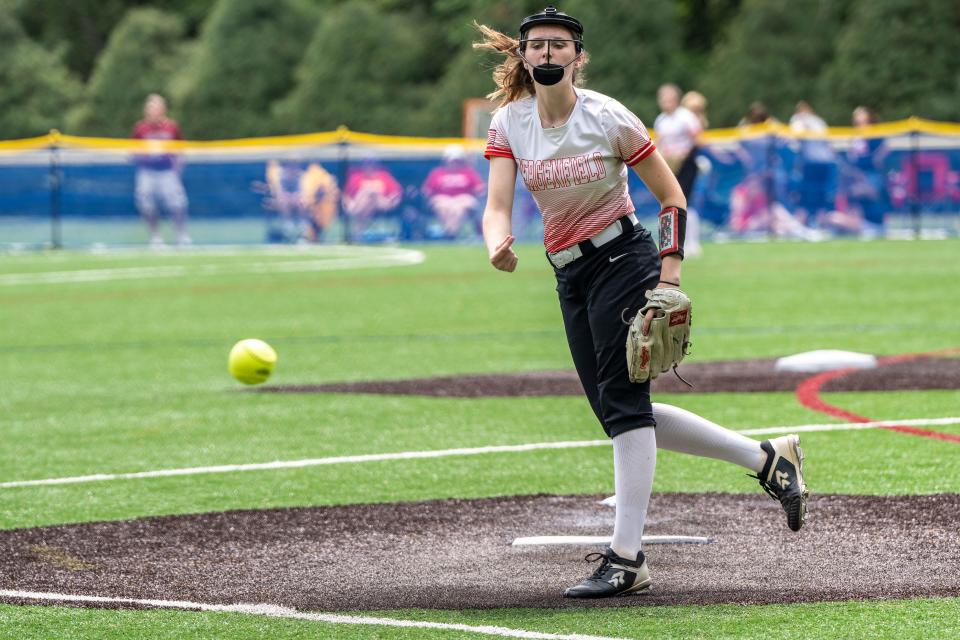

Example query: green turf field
[1,239,959,639]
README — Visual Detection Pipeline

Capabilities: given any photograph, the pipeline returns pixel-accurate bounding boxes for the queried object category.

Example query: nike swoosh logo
[609,253,630,263]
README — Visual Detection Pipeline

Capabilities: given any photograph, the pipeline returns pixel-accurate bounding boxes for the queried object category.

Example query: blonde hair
[853,105,879,125]
[472,22,588,107]
[145,93,167,108]
[681,90,708,128]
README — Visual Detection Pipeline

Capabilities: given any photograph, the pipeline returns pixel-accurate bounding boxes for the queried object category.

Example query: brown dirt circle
[253,356,960,397]
[3,356,958,613]
[1,493,959,611]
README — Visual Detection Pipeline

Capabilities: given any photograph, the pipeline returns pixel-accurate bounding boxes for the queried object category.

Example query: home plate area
[1,493,958,611]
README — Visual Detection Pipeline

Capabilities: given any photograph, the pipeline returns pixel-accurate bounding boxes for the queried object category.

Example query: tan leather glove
[626,288,692,383]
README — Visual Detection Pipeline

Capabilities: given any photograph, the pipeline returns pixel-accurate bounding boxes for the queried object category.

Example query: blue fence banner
[0,121,958,248]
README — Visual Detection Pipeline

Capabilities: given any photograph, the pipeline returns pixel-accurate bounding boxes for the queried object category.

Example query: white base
[512,535,713,546]
[774,349,877,373]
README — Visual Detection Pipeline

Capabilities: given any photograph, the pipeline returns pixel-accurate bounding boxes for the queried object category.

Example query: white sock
[653,402,765,471]
[610,427,656,561]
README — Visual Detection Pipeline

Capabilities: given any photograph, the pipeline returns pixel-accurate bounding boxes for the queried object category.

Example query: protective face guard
[518,38,580,58]
[518,39,581,86]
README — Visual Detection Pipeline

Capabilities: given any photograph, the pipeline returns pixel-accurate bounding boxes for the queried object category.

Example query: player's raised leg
[651,403,808,531]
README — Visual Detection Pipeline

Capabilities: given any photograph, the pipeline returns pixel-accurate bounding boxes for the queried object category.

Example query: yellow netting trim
[0,118,957,153]
[0,135,55,152]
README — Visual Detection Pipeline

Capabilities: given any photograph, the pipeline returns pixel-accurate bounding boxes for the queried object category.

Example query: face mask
[520,39,580,87]
[531,61,572,86]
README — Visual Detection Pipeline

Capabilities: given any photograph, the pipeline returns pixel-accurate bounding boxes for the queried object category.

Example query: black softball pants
[552,225,662,438]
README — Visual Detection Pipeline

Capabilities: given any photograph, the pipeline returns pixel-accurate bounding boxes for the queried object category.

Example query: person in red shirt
[132,94,190,247]
[421,145,486,238]
[342,156,403,241]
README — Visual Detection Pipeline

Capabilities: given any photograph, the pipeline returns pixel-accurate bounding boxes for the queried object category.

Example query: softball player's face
[145,99,167,121]
[657,87,680,113]
[852,108,871,127]
[522,25,579,69]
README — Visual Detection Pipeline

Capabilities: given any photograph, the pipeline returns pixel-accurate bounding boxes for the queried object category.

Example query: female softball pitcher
[477,6,809,599]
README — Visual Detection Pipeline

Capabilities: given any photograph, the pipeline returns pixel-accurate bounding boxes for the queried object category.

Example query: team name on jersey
[517,153,607,192]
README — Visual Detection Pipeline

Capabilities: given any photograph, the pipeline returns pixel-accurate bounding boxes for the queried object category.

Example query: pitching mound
[255,356,960,397]
[2,492,958,611]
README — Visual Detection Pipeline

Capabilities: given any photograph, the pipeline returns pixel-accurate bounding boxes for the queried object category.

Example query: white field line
[0,247,424,286]
[0,441,611,488]
[512,535,712,546]
[22,244,413,260]
[736,415,960,435]
[2,416,958,490]
[0,590,622,640]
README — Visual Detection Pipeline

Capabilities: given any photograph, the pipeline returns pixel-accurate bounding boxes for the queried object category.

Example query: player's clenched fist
[489,234,518,272]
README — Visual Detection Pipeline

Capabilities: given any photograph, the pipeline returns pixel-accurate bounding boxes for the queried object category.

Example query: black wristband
[659,279,680,286]
[657,206,687,260]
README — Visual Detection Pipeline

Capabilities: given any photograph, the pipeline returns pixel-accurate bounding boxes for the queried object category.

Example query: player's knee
[138,204,158,219]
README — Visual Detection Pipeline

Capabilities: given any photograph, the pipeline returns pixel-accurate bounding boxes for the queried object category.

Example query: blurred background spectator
[654,84,704,256]
[342,155,402,242]
[256,159,338,243]
[729,101,821,240]
[132,93,189,247]
[420,145,486,240]
[840,106,889,237]
[788,101,838,225]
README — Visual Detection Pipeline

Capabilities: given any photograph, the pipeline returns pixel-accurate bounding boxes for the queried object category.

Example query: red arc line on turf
[795,348,960,444]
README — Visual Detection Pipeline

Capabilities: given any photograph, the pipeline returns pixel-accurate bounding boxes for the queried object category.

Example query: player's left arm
[632,150,686,284]
[632,150,687,334]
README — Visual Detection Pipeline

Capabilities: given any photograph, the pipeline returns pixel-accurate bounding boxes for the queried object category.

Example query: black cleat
[754,434,809,532]
[563,547,652,599]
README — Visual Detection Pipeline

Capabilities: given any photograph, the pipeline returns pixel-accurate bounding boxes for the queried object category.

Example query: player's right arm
[482,156,518,272]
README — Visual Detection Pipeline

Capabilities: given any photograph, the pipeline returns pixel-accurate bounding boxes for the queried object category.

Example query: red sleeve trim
[484,149,514,160]
[626,142,656,166]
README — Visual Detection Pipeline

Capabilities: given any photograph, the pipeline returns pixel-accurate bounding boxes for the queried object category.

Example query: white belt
[547,212,639,269]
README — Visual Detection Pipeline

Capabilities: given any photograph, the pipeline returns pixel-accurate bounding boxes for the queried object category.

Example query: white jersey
[485,88,656,253]
[652,106,701,159]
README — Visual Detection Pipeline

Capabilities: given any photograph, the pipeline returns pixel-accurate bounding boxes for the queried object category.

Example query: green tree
[564,0,680,121]
[817,0,960,123]
[274,0,442,135]
[0,5,80,139]
[13,0,214,81]
[171,0,317,138]
[410,0,538,136]
[674,0,742,90]
[696,0,848,126]
[676,0,742,57]
[67,8,187,136]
